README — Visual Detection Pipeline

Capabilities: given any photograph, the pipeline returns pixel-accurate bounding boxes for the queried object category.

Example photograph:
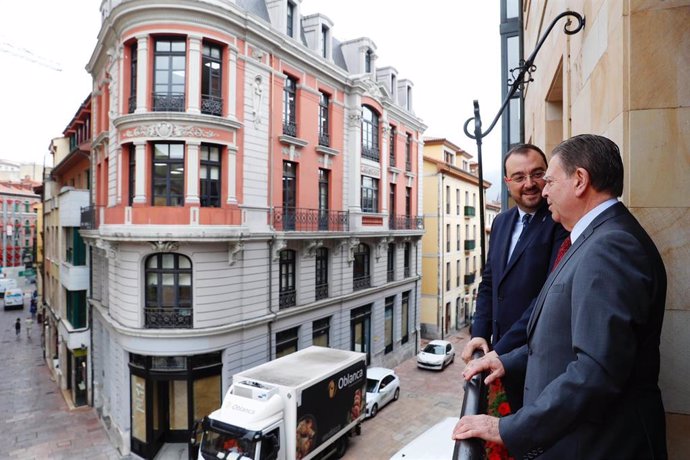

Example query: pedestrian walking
[25,317,34,337]
[15,318,21,336]
[30,297,37,320]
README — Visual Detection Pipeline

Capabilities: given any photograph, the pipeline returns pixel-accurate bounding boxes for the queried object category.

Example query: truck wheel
[370,404,378,418]
[393,388,400,401]
[335,435,349,458]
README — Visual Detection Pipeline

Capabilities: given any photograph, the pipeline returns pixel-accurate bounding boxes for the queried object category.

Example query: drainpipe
[268,238,274,360]
[439,173,445,340]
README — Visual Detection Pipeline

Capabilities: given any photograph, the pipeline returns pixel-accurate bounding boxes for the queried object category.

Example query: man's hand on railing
[461,337,490,363]
[462,351,504,385]
[452,414,502,444]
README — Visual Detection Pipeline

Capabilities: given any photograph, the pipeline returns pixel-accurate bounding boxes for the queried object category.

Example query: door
[318,169,329,230]
[282,162,296,230]
[351,309,371,365]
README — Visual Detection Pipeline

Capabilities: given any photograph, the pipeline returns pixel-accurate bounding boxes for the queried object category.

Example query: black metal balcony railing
[465,240,476,251]
[405,160,412,172]
[404,266,410,278]
[283,120,297,137]
[353,275,371,291]
[274,208,349,232]
[201,94,223,116]
[80,205,96,230]
[153,92,185,112]
[362,146,380,162]
[389,152,395,166]
[318,132,330,147]
[387,269,395,282]
[464,273,476,285]
[315,283,328,301]
[128,94,137,113]
[279,289,296,309]
[452,350,488,460]
[144,307,193,328]
[389,215,425,230]
[464,206,476,217]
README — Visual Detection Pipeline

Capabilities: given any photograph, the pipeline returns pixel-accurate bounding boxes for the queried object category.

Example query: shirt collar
[571,198,618,243]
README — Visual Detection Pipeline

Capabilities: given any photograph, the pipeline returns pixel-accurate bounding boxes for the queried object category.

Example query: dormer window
[365,49,373,73]
[287,1,295,37]
[321,25,328,58]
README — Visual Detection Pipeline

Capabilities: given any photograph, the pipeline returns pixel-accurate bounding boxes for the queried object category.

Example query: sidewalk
[0,304,121,459]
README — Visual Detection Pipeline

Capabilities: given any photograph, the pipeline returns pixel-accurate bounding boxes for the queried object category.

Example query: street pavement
[343,329,471,460]
[1,292,471,460]
[0,295,121,460]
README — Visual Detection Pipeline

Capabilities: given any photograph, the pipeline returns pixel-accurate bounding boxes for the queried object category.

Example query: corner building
[85,0,425,457]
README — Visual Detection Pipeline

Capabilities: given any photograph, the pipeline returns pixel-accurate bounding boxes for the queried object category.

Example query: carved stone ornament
[347,238,360,264]
[123,122,218,139]
[305,240,324,258]
[348,110,362,127]
[360,164,381,178]
[228,241,244,266]
[96,240,118,260]
[273,238,287,261]
[150,241,180,253]
[361,79,383,99]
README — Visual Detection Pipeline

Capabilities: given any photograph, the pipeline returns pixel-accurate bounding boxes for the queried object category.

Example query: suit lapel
[526,202,627,337]
[495,207,518,277]
[503,204,548,278]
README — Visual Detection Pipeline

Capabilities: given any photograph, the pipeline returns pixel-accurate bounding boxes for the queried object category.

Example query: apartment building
[43,96,92,408]
[420,138,488,338]
[83,0,425,457]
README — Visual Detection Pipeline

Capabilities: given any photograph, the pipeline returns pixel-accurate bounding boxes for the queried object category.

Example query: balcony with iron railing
[464,240,476,251]
[452,350,488,460]
[318,132,330,147]
[128,94,137,113]
[353,275,371,291]
[144,307,193,328]
[464,206,476,217]
[152,92,185,112]
[389,215,425,230]
[273,208,348,232]
[315,283,328,301]
[279,289,296,309]
[283,120,297,137]
[201,94,223,116]
[80,205,97,230]
[362,146,380,162]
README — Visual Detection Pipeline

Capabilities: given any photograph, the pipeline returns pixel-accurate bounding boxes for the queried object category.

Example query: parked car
[365,367,400,418]
[416,340,456,371]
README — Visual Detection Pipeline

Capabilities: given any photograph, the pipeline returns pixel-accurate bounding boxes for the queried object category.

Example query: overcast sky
[0,0,502,197]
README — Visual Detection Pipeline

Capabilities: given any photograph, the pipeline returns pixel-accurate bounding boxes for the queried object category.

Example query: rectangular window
[283,75,297,136]
[446,224,451,252]
[361,176,379,213]
[282,161,297,230]
[201,42,223,116]
[401,291,410,343]
[65,227,86,266]
[446,186,451,214]
[456,189,460,215]
[128,145,135,206]
[404,242,411,277]
[152,143,185,206]
[456,260,461,287]
[129,43,137,113]
[387,243,395,282]
[313,317,330,347]
[318,91,330,146]
[405,187,412,217]
[279,250,296,309]
[405,133,412,171]
[446,261,451,291]
[361,107,380,162]
[276,327,299,358]
[315,247,328,300]
[200,144,221,207]
[66,290,87,329]
[389,126,396,166]
[321,25,328,58]
[385,296,394,353]
[318,168,329,230]
[153,38,186,112]
[457,224,461,250]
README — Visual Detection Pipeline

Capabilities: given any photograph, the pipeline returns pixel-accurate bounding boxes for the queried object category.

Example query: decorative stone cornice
[228,240,244,266]
[122,122,218,139]
[305,240,324,258]
[149,241,180,253]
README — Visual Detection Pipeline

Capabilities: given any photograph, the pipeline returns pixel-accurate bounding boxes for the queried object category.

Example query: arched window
[361,106,379,162]
[353,244,371,290]
[145,253,192,328]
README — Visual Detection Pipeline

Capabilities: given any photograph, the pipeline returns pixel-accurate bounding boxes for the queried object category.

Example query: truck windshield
[200,419,258,460]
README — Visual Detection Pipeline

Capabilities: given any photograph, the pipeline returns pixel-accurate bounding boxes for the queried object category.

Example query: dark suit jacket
[500,202,667,460]
[473,201,568,355]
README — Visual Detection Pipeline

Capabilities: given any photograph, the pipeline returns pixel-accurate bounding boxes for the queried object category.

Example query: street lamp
[463,11,585,271]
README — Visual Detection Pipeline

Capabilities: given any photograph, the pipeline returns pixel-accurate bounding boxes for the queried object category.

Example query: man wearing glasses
[461,144,568,413]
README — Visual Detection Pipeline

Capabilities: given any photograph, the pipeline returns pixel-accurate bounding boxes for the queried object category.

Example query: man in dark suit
[453,134,667,459]
[462,144,568,409]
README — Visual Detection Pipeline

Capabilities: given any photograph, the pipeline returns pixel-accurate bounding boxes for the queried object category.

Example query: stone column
[133,141,147,204]
[227,146,237,205]
[185,142,200,204]
[187,35,202,114]
[135,35,149,113]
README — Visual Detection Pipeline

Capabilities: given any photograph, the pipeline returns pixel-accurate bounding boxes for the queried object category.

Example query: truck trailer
[193,346,367,460]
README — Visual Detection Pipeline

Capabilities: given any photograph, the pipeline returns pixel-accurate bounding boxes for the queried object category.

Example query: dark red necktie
[552,236,572,271]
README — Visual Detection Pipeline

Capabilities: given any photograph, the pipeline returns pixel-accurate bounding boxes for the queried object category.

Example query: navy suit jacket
[472,201,568,355]
[500,202,667,459]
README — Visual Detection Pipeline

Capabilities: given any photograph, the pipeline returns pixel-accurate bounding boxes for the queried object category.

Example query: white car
[416,340,455,371]
[365,367,400,418]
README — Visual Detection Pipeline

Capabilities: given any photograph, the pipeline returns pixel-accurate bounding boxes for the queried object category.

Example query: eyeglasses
[505,170,546,184]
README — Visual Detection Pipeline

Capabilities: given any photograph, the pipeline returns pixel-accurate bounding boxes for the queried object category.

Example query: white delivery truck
[192,346,366,460]
[0,278,18,299]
